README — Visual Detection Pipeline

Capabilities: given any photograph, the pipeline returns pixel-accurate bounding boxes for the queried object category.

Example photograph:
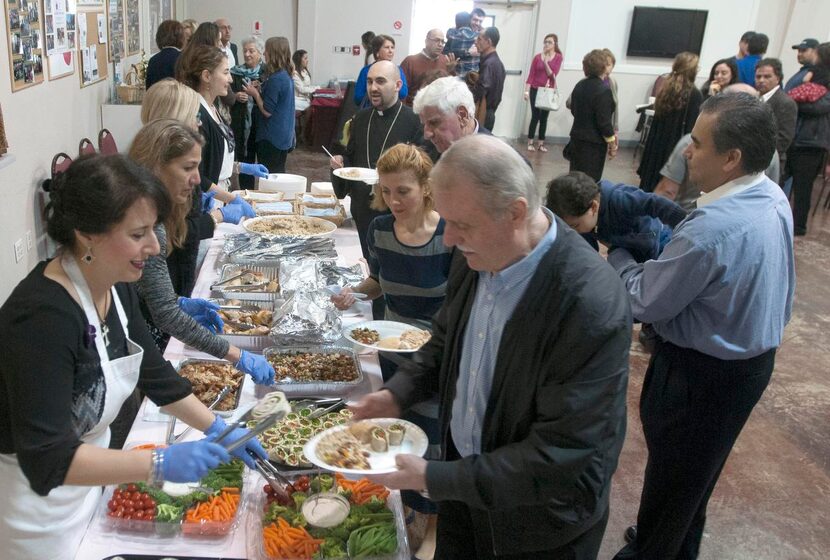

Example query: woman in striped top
[331,143,451,538]
[331,143,452,332]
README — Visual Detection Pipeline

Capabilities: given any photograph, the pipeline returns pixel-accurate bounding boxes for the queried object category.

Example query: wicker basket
[116,71,144,104]
[301,203,345,226]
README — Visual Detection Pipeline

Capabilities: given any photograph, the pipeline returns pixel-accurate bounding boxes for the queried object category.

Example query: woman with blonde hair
[244,36,295,173]
[128,118,275,383]
[331,142,451,347]
[638,51,702,191]
[181,18,198,45]
[330,143,451,541]
[141,78,200,127]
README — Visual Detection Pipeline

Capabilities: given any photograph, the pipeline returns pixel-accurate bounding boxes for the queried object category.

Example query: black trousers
[256,140,289,174]
[484,107,497,131]
[527,87,551,141]
[613,340,776,560]
[568,139,607,182]
[435,499,608,560]
[787,146,825,234]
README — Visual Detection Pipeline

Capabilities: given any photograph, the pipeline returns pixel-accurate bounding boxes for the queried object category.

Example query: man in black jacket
[329,60,423,260]
[352,134,631,559]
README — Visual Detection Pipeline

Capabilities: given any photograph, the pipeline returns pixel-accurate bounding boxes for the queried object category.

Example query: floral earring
[82,245,95,265]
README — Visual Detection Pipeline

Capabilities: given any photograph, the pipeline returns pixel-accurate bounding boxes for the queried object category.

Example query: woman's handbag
[536,85,560,111]
[788,82,829,103]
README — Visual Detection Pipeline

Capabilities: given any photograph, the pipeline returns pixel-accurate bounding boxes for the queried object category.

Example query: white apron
[0,255,144,560]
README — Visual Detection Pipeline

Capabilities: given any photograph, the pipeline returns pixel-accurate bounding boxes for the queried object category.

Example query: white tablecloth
[75,213,386,560]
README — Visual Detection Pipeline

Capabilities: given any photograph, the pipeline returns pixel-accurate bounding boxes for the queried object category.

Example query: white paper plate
[303,418,428,475]
[342,320,429,353]
[333,167,379,184]
[242,215,337,238]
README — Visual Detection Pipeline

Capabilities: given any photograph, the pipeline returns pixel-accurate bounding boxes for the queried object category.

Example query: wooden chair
[78,138,96,156]
[98,128,118,155]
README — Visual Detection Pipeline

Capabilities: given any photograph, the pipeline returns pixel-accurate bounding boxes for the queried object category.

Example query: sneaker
[527,142,536,152]
[538,143,548,153]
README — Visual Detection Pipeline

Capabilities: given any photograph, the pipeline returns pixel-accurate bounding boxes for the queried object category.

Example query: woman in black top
[145,20,184,90]
[0,155,266,559]
[566,49,618,181]
[638,52,702,192]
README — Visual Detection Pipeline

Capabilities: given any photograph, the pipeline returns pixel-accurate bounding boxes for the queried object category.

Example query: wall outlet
[26,230,32,251]
[13,238,24,263]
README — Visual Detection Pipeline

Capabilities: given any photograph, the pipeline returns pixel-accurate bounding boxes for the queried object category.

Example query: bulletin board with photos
[124,0,137,55]
[41,0,77,80]
[106,0,123,60]
[147,0,172,54]
[77,5,108,87]
[4,0,45,91]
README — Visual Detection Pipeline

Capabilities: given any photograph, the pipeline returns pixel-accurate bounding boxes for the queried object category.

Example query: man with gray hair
[214,18,237,67]
[351,134,631,559]
[413,76,486,155]
[611,93,795,559]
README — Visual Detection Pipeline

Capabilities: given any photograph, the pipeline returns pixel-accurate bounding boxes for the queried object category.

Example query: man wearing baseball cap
[785,38,819,91]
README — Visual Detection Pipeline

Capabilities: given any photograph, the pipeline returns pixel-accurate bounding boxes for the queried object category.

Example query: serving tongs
[212,405,289,453]
[248,450,298,499]
[308,398,345,419]
[169,386,233,444]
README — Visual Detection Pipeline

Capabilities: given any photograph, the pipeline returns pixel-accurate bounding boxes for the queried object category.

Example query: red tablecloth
[309,91,344,148]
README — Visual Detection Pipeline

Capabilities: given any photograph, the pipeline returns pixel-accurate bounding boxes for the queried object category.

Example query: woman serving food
[0,155,267,559]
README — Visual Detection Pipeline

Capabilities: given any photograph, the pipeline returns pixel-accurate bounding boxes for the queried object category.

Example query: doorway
[475,1,538,138]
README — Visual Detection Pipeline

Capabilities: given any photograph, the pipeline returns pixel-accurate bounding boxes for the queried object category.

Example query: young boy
[546,171,687,262]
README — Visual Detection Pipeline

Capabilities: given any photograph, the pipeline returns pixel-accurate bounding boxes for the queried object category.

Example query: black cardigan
[569,76,616,144]
[384,218,632,554]
[0,262,192,495]
[197,104,228,193]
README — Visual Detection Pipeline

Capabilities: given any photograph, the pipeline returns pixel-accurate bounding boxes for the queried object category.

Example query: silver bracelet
[148,449,165,488]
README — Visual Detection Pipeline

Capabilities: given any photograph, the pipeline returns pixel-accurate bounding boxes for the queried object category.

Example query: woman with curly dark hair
[638,51,702,192]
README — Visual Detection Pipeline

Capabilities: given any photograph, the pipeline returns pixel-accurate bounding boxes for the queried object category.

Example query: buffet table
[74,208,397,560]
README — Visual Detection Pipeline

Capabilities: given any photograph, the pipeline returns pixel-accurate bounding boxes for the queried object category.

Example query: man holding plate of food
[350,134,632,559]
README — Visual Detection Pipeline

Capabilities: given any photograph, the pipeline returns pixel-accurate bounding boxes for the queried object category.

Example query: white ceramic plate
[303,418,428,475]
[242,215,337,238]
[342,320,430,353]
[333,167,379,184]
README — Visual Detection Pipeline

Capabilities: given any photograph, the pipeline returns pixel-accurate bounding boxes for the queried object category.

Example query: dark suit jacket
[385,219,631,554]
[767,87,798,156]
[569,76,615,144]
[230,42,238,64]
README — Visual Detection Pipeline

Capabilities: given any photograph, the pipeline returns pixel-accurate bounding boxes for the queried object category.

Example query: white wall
[530,0,773,144]
[180,0,296,50]
[298,0,414,85]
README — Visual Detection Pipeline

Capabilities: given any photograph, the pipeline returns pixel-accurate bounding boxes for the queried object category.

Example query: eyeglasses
[429,37,446,44]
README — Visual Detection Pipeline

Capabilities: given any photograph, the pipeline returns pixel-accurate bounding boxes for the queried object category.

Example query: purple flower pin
[84,324,97,348]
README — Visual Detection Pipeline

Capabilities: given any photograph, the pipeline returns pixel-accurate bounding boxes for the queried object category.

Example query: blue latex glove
[236,350,275,385]
[228,195,256,218]
[160,439,230,483]
[178,297,224,333]
[204,416,267,469]
[239,162,269,178]
[219,203,246,224]
[200,190,217,213]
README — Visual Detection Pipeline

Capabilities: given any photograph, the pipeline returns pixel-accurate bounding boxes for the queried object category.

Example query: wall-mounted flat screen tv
[627,7,708,58]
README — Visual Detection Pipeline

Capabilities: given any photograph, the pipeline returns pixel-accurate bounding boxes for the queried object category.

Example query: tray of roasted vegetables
[98,458,247,539]
[246,472,408,559]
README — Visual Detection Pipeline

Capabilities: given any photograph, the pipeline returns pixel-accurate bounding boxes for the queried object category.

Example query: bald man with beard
[329,60,424,261]
[400,29,458,105]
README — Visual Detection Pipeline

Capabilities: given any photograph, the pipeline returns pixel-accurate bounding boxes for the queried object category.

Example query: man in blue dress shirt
[610,92,796,560]
[350,134,632,559]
